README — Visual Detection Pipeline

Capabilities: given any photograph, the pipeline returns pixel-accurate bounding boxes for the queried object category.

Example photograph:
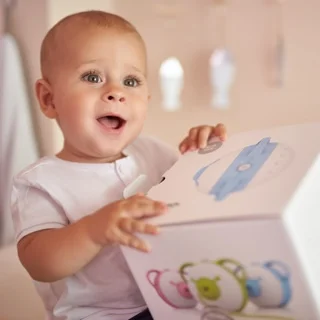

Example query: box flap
[146,122,320,226]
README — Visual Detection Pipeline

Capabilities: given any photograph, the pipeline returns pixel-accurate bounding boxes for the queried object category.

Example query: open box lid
[144,122,320,227]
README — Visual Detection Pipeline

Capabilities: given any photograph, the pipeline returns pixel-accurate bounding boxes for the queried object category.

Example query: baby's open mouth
[97,115,126,130]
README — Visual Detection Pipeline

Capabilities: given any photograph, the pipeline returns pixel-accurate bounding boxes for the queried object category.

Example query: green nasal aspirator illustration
[179,259,295,320]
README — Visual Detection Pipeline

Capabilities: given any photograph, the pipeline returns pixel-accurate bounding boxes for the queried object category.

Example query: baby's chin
[62,124,143,163]
[87,142,129,163]
[56,141,127,163]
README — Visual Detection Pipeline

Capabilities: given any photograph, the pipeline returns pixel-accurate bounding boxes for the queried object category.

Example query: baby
[11,10,227,320]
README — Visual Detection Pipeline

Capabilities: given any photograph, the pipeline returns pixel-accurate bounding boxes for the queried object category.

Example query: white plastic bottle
[159,57,184,111]
[209,48,236,109]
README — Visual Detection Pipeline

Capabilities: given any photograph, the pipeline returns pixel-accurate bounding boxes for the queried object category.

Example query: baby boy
[11,10,227,320]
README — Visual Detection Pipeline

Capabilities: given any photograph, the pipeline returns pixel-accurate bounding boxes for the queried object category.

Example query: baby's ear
[35,79,57,119]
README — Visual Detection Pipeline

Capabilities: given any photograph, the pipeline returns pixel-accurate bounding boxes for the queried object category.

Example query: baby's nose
[106,93,126,103]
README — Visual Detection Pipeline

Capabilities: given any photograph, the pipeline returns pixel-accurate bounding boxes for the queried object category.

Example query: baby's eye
[123,78,140,87]
[82,73,102,83]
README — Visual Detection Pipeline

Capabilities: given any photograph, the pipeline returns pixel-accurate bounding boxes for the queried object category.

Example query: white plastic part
[209,48,236,109]
[122,174,148,199]
[159,57,184,111]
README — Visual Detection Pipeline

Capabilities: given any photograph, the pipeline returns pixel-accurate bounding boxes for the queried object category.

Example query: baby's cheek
[132,107,148,123]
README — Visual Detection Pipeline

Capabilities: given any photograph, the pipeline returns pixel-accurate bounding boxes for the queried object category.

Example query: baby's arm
[13,184,166,283]
[17,214,101,282]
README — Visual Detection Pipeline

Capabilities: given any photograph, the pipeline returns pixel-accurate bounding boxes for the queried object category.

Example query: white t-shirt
[11,136,179,320]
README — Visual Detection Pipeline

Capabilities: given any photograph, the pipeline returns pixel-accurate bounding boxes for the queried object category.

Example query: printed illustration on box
[193,137,293,201]
[146,269,198,309]
[244,261,292,309]
[146,258,295,320]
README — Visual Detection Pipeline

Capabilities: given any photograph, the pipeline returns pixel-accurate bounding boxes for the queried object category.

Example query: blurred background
[0,0,319,319]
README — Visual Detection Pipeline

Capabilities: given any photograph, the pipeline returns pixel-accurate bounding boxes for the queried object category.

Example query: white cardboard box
[122,122,320,320]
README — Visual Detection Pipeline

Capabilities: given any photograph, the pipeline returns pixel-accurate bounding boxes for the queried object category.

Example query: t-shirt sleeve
[11,176,68,243]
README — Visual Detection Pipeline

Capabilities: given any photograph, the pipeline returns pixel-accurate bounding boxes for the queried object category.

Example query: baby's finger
[135,192,145,197]
[197,126,212,149]
[126,199,167,219]
[118,230,151,252]
[119,217,160,235]
[188,139,198,151]
[213,123,227,141]
[188,127,199,141]
[179,137,189,154]
[188,128,200,151]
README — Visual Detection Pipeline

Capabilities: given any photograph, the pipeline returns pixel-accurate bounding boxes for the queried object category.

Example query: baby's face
[49,27,149,161]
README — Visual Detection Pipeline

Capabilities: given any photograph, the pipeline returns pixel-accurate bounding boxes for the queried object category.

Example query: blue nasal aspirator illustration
[193,138,278,201]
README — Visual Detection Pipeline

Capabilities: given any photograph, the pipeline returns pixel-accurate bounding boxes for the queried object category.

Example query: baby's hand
[88,194,167,252]
[179,123,227,154]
